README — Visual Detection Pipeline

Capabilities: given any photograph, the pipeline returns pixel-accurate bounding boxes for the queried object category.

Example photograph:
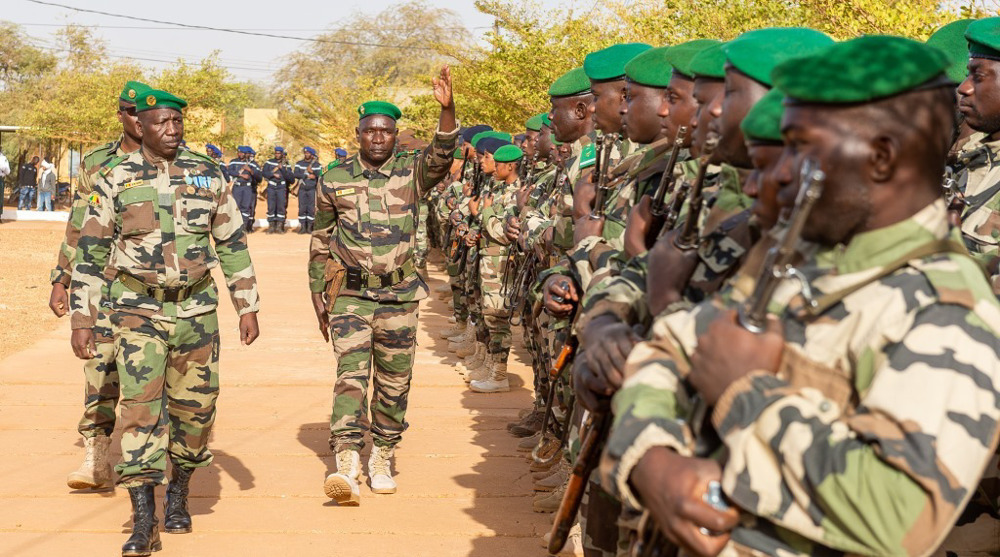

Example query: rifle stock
[548,412,612,554]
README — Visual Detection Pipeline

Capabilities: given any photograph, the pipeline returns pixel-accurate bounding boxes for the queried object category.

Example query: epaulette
[98,153,131,178]
[326,161,340,172]
[180,149,218,166]
[395,149,419,159]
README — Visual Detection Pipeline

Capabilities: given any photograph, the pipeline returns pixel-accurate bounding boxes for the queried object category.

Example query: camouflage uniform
[308,128,457,452]
[602,200,1000,555]
[955,137,1000,293]
[71,148,259,487]
[52,137,129,438]
[478,177,521,363]
[415,197,429,270]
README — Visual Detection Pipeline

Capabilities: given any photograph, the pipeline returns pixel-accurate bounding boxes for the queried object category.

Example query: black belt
[345,260,415,290]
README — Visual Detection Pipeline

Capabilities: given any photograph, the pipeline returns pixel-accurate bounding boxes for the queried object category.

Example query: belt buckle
[346,269,362,291]
[379,274,392,288]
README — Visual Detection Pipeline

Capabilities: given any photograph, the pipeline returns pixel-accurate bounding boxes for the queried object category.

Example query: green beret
[541,113,552,127]
[492,131,513,142]
[526,113,545,132]
[664,39,723,79]
[927,19,974,82]
[494,144,524,163]
[454,148,465,160]
[549,67,592,97]
[358,100,402,121]
[584,43,653,81]
[723,28,834,87]
[966,18,1000,61]
[135,89,187,113]
[625,46,673,88]
[772,35,952,104]
[120,80,150,104]
[740,88,785,143]
[690,42,727,79]
[471,131,491,148]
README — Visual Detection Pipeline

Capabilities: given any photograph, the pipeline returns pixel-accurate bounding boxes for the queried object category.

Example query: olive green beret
[723,28,834,87]
[526,113,546,131]
[494,144,524,163]
[690,42,727,79]
[772,35,952,104]
[927,19,974,82]
[966,17,1000,61]
[541,113,552,127]
[120,80,150,104]
[135,89,187,113]
[740,88,785,143]
[664,39,723,79]
[625,46,673,88]
[549,67,592,97]
[584,43,653,81]
[358,100,402,121]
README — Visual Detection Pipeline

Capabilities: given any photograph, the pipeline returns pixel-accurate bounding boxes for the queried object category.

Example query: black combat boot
[122,484,161,556]
[278,220,287,234]
[163,463,193,534]
[265,222,274,234]
[307,221,314,233]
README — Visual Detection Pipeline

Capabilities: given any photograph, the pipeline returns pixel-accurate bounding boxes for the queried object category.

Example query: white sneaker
[368,445,397,494]
[324,450,361,505]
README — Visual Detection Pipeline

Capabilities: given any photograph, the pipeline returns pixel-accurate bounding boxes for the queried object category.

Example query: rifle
[531,327,578,466]
[632,158,825,557]
[650,127,688,217]
[589,134,618,220]
[656,136,717,242]
[942,166,968,210]
[671,137,718,250]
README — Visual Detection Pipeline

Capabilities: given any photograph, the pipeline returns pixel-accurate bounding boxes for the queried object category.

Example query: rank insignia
[336,187,356,197]
[122,179,144,189]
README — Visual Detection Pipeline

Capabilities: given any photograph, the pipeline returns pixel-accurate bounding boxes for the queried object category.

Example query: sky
[5,0,571,82]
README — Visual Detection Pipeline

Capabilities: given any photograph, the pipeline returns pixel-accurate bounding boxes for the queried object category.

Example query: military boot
[533,460,569,492]
[461,342,487,375]
[163,462,193,534]
[122,484,161,556]
[278,220,287,234]
[324,450,361,506]
[439,319,466,340]
[532,480,566,513]
[265,222,274,234]
[368,445,397,494]
[509,410,544,438]
[455,334,478,358]
[67,435,113,490]
[447,325,473,351]
[465,352,493,384]
[471,358,510,393]
[518,431,542,452]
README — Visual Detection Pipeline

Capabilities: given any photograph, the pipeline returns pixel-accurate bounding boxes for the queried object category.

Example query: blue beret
[274,146,285,153]
[461,124,493,143]
[237,146,249,154]
[334,148,347,157]
[247,148,256,156]
[480,137,511,155]
[206,144,221,156]
[303,146,317,156]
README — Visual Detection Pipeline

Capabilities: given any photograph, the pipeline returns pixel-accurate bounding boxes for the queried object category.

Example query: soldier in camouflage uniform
[69,89,260,556]
[48,80,148,492]
[602,36,1000,557]
[309,67,457,506]
[468,143,524,393]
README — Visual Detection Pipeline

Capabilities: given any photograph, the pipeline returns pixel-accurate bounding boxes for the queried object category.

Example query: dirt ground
[0,221,554,556]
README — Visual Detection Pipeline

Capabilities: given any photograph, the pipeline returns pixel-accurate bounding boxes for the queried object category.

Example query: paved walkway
[0,231,550,555]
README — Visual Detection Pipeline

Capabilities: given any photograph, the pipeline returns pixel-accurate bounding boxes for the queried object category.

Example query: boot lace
[336,451,355,474]
[371,447,392,477]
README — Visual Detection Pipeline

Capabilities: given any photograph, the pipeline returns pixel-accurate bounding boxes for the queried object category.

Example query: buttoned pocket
[178,189,215,232]
[964,206,1000,249]
[116,187,157,237]
[778,345,856,416]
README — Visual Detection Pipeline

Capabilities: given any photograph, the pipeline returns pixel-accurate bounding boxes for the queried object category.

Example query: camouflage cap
[548,67,592,97]
[119,80,151,104]
[526,113,546,131]
[135,89,187,113]
[772,35,952,104]
[584,43,653,82]
[689,42,727,79]
[494,144,524,162]
[740,88,785,143]
[927,19,974,82]
[358,100,402,121]
[723,27,834,87]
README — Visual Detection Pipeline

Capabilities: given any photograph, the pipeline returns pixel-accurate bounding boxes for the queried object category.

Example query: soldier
[334,148,348,165]
[48,80,148,491]
[294,146,322,234]
[262,146,295,234]
[227,146,262,233]
[69,89,260,556]
[309,66,457,506]
[205,144,229,183]
[603,36,1000,556]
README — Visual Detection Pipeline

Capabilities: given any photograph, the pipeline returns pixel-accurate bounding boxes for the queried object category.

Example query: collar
[349,153,396,179]
[818,199,950,275]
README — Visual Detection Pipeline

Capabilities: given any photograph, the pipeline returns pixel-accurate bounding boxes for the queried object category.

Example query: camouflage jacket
[70,149,259,329]
[957,136,1000,261]
[51,136,128,288]
[308,127,458,301]
[552,133,597,254]
[480,177,520,254]
[601,199,1000,555]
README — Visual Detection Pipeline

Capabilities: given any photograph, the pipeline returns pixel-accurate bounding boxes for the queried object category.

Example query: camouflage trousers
[111,311,220,488]
[450,269,469,323]
[79,310,119,438]
[466,250,485,342]
[328,295,418,453]
[415,200,429,268]
[480,251,512,363]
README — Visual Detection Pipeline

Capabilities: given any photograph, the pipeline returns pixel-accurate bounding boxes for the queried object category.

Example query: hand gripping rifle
[589,134,618,219]
[631,158,825,557]
[671,137,719,250]
[649,127,688,217]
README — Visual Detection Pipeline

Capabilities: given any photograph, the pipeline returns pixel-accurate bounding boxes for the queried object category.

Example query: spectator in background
[38,160,56,211]
[0,149,10,216]
[18,156,38,210]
